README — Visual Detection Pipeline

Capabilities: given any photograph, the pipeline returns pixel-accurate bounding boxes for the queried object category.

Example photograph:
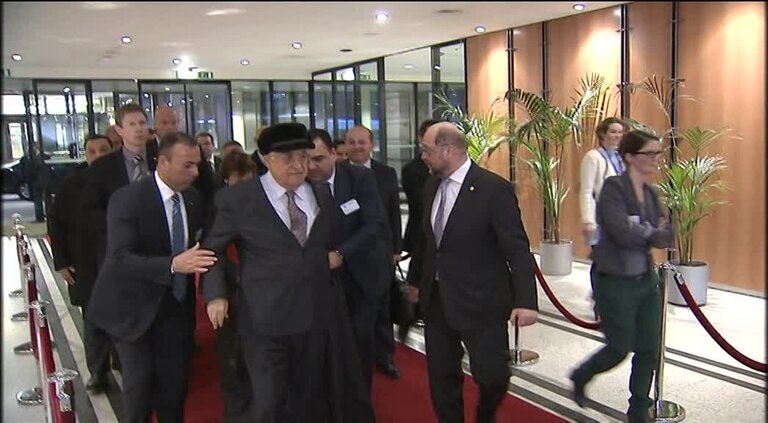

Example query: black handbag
[390,263,416,326]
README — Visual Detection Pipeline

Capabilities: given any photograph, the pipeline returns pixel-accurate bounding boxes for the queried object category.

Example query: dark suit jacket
[201,176,337,336]
[411,162,538,331]
[86,178,204,342]
[401,156,431,255]
[370,159,402,255]
[330,163,391,300]
[49,163,95,306]
[80,147,158,285]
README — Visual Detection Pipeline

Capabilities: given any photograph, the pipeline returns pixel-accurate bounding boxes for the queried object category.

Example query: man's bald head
[421,122,469,177]
[154,106,179,139]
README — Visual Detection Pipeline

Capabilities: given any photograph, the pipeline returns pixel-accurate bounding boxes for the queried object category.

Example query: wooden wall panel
[513,23,545,248]
[466,30,510,180]
[677,2,766,292]
[547,7,623,260]
[628,2,673,136]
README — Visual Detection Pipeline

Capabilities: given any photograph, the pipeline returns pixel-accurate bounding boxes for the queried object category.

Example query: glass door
[33,80,91,159]
[185,82,232,145]
[1,116,29,163]
[139,81,187,133]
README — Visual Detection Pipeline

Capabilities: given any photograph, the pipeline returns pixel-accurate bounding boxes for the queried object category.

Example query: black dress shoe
[569,370,588,408]
[86,374,109,394]
[376,362,401,379]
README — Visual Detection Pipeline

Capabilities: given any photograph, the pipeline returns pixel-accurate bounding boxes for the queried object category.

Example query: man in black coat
[408,122,538,423]
[87,132,216,422]
[48,134,113,393]
[307,128,387,417]
[202,123,339,422]
[346,124,404,379]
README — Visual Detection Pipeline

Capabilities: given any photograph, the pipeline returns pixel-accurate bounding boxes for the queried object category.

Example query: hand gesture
[510,308,538,327]
[59,266,76,286]
[207,298,229,329]
[171,242,217,274]
[407,286,419,303]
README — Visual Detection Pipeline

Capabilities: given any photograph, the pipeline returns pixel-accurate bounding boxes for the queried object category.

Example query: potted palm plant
[504,77,601,275]
[625,75,731,306]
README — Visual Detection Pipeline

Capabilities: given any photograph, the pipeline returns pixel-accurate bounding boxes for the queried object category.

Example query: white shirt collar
[326,167,336,190]
[154,170,177,202]
[350,159,371,169]
[446,156,471,185]
[262,170,313,201]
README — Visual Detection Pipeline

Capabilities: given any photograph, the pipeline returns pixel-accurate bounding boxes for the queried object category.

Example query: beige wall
[464,2,766,293]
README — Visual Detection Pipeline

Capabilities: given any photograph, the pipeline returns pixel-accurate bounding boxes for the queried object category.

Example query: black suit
[401,156,431,255]
[368,159,402,367]
[202,176,338,422]
[87,178,204,423]
[328,163,390,393]
[49,162,115,381]
[411,161,537,423]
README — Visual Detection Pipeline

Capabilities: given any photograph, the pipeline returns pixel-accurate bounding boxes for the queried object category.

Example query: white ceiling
[2,1,625,81]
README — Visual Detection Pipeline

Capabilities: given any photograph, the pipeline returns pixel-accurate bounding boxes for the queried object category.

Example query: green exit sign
[197,71,214,79]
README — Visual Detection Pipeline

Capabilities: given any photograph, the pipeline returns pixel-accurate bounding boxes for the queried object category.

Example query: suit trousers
[215,300,253,423]
[571,271,661,421]
[374,280,395,365]
[81,303,113,379]
[424,283,511,423]
[238,300,332,423]
[342,279,379,391]
[113,292,194,423]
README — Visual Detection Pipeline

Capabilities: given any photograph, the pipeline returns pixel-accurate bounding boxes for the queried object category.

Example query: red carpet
[181,290,566,422]
[372,346,567,423]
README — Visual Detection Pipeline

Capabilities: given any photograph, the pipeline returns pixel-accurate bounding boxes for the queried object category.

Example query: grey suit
[201,175,337,422]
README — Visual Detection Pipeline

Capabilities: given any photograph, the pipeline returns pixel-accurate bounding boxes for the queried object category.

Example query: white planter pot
[666,260,708,306]
[539,240,573,276]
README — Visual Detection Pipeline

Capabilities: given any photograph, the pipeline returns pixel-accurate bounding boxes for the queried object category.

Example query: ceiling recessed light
[475,25,487,33]
[204,94,210,99]
[172,58,182,65]
[164,87,170,91]
[11,54,22,62]
[240,59,250,65]
[403,64,415,70]
[339,48,353,53]
[63,86,71,93]
[120,35,132,44]
[292,41,303,49]
[206,8,245,16]
[375,12,389,24]
[573,3,586,11]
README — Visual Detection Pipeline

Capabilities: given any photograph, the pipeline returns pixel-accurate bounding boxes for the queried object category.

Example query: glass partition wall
[1,39,465,167]
[311,40,466,180]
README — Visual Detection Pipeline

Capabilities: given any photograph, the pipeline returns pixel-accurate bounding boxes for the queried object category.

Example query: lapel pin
[469,185,475,191]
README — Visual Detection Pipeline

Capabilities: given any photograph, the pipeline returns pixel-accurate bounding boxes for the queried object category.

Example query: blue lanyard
[598,147,624,175]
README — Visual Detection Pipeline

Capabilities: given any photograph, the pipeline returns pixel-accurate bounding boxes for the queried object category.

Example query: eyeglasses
[634,150,662,158]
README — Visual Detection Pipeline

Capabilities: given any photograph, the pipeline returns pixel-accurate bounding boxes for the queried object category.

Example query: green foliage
[625,75,733,265]
[656,128,729,264]
[433,91,516,163]
[505,76,602,243]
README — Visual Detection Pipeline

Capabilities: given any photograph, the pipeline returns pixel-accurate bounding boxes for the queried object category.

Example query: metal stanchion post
[10,213,26,298]
[48,369,79,423]
[509,320,539,367]
[31,300,55,423]
[15,264,38,356]
[650,263,685,422]
[16,298,49,407]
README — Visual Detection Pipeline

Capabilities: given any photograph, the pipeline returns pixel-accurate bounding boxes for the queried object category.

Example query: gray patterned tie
[131,155,144,182]
[286,191,308,246]
[171,193,187,301]
[433,178,450,246]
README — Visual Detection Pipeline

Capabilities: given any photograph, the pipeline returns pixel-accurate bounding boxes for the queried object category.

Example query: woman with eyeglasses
[569,130,673,423]
[580,117,628,319]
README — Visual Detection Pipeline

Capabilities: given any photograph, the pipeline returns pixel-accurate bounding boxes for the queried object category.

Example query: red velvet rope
[533,261,602,330]
[672,272,767,373]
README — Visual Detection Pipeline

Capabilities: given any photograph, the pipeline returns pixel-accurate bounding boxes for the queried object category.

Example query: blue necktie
[171,193,187,302]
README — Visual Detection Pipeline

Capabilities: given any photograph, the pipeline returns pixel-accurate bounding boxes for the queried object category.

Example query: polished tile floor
[4,233,766,423]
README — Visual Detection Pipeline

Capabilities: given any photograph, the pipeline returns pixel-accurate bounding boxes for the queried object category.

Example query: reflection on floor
[3,235,766,423]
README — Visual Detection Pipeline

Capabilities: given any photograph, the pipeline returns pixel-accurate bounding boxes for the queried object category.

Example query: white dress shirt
[350,159,372,169]
[154,170,188,251]
[430,156,471,232]
[325,167,336,197]
[261,171,319,238]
